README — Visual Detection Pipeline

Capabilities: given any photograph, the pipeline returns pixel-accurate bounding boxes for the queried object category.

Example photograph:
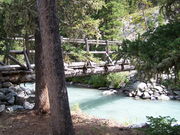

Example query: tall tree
[34,22,50,114]
[36,0,75,135]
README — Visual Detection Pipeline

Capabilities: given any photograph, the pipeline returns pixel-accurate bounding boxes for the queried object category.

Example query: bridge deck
[0,62,135,83]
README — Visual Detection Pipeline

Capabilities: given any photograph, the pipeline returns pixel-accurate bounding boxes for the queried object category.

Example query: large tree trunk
[36,0,75,135]
[34,25,50,114]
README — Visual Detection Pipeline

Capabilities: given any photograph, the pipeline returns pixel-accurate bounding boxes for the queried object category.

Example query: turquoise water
[20,83,180,125]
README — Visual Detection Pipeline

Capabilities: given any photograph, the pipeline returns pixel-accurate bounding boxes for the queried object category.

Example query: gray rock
[174,91,180,96]
[26,95,35,103]
[150,96,156,100]
[128,93,133,97]
[136,90,143,97]
[0,83,2,88]
[15,96,25,105]
[7,105,24,112]
[0,105,5,113]
[23,101,34,110]
[5,93,15,104]
[132,81,147,91]
[158,95,170,100]
[148,90,154,95]
[134,96,140,100]
[102,90,117,96]
[17,91,29,99]
[7,96,15,104]
[154,92,160,97]
[142,92,151,99]
[154,86,164,92]
[0,92,5,100]
[2,82,13,88]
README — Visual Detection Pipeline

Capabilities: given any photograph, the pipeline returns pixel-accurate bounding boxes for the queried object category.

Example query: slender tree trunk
[37,0,75,135]
[34,24,50,114]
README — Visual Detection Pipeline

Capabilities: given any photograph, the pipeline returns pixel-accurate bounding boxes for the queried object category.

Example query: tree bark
[34,25,50,114]
[37,0,75,135]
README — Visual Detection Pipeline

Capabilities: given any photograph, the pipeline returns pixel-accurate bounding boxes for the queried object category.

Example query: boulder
[102,90,117,96]
[2,82,13,88]
[136,90,143,97]
[0,105,5,113]
[150,96,156,100]
[17,91,29,99]
[7,105,24,112]
[26,95,35,103]
[153,86,164,92]
[0,92,5,100]
[23,101,34,110]
[15,96,26,105]
[134,96,140,100]
[5,93,16,104]
[132,81,147,91]
[142,92,151,99]
[158,95,170,100]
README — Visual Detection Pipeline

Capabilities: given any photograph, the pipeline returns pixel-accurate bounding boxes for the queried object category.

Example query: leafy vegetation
[67,72,129,88]
[116,22,180,84]
[144,116,180,135]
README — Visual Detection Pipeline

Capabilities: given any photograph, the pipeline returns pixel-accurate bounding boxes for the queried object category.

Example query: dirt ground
[0,111,144,135]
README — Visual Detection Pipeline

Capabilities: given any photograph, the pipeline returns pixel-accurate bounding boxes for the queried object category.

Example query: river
[20,83,180,125]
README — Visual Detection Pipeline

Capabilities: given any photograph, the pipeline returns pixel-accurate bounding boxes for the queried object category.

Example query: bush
[144,116,180,135]
[107,72,129,88]
[88,75,108,88]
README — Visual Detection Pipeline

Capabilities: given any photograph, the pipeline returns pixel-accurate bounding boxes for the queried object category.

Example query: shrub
[144,116,180,135]
[107,72,129,88]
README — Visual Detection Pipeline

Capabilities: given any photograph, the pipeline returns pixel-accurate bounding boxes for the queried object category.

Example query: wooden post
[23,50,32,70]
[85,38,89,53]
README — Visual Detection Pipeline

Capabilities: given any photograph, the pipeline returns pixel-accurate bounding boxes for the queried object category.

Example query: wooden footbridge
[0,37,135,83]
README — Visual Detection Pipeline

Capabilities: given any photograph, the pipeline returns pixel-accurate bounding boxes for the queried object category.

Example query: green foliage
[144,116,180,135]
[88,74,108,88]
[98,0,128,40]
[67,72,129,88]
[116,22,180,82]
[62,43,100,63]
[107,72,129,88]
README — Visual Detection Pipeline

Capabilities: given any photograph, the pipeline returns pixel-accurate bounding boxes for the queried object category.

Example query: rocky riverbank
[122,81,180,100]
[100,80,180,101]
[0,82,35,113]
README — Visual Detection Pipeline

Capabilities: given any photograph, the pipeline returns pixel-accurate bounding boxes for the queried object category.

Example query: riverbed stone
[2,82,13,88]
[23,101,34,110]
[0,105,5,113]
[132,81,147,91]
[150,96,156,100]
[0,92,5,100]
[136,90,143,97]
[158,95,170,100]
[102,90,117,96]
[142,92,151,99]
[17,91,29,99]
[7,105,24,112]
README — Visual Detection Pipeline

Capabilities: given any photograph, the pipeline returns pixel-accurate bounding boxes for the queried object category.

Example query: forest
[0,0,180,135]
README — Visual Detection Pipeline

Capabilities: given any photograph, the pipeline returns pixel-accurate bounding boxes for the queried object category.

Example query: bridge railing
[0,37,124,70]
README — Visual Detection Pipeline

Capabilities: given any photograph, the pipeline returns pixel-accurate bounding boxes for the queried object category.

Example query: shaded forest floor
[0,111,145,135]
